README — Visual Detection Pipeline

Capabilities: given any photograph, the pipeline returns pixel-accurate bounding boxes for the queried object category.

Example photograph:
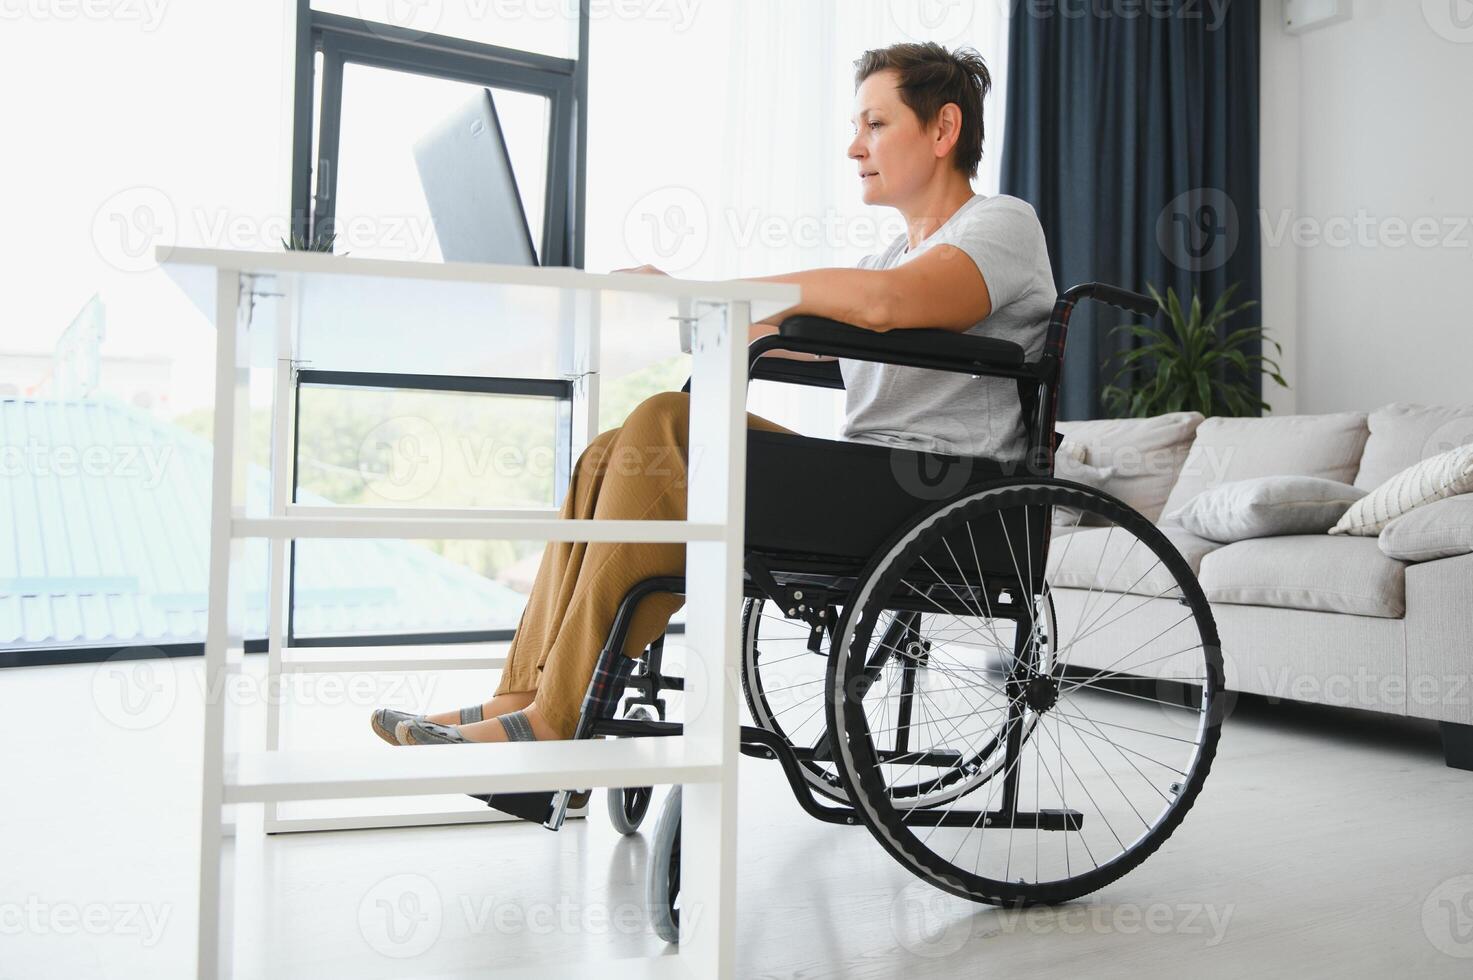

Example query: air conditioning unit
[1284,0,1352,34]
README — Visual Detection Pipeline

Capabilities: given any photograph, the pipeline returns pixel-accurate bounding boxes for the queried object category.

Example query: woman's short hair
[853,42,993,180]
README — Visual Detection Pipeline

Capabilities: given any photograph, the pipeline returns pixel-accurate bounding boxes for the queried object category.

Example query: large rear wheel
[826,479,1223,905]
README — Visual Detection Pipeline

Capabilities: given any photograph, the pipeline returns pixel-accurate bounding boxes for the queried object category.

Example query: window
[295,6,583,266]
[331,65,551,262]
[0,0,592,663]
[289,374,570,642]
[0,1,298,664]
[278,2,591,648]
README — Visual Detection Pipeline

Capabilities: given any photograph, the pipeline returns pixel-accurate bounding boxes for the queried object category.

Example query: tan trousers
[492,390,797,738]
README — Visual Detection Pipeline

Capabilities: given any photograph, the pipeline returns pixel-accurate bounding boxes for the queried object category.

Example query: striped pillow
[1330,444,1473,536]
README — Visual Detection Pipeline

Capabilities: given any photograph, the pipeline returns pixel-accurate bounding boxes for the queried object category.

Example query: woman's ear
[932,103,963,161]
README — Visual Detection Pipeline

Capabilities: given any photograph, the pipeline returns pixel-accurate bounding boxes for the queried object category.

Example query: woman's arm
[746,245,994,334]
[613,250,997,361]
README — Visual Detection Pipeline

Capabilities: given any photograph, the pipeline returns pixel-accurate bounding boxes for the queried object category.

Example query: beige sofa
[1047,402,1473,770]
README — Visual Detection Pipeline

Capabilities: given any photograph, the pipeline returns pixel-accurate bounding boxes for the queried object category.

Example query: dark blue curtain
[1000,0,1261,420]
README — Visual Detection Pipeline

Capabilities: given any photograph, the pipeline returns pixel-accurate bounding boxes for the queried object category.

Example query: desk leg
[263,281,296,833]
[198,269,248,979]
[681,299,748,978]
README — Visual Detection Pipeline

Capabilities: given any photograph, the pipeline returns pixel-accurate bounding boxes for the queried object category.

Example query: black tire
[646,785,681,944]
[607,705,657,835]
[826,479,1223,906]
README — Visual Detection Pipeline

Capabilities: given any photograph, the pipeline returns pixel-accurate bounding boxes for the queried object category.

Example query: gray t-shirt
[840,193,1056,462]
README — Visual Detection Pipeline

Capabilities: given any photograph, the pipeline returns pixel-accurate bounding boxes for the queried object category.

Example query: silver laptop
[413,89,538,266]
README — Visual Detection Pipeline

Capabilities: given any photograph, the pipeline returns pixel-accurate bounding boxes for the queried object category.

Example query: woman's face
[848,69,946,208]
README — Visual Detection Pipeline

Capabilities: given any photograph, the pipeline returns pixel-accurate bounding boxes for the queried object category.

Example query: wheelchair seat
[744,428,1027,564]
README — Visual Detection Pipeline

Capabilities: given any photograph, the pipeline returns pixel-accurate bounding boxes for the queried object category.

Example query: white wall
[1259,0,1473,415]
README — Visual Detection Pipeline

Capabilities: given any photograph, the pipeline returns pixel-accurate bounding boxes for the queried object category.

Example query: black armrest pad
[749,356,845,389]
[779,315,1025,368]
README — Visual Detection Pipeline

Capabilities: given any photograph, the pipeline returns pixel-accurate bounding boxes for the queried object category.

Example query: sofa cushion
[1355,402,1473,490]
[1196,534,1407,618]
[1164,476,1367,543]
[1331,444,1473,536]
[1160,412,1369,525]
[1378,494,1473,563]
[1051,456,1115,528]
[1045,524,1224,597]
[1054,411,1204,522]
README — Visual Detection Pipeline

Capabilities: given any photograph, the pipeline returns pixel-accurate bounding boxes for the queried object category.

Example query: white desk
[159,245,800,979]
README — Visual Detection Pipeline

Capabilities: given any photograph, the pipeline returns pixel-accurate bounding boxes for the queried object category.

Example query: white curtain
[719,0,1010,434]
[716,0,1010,277]
[585,0,1011,435]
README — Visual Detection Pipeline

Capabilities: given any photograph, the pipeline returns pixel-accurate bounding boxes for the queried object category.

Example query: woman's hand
[611,263,670,276]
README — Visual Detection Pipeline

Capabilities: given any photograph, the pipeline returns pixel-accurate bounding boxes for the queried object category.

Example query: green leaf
[1106,323,1171,343]
[1221,349,1252,374]
[1116,349,1162,368]
[1222,325,1268,349]
[1201,283,1236,325]
[1165,287,1186,332]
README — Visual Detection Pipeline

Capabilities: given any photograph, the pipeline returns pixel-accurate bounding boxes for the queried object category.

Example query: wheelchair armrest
[749,355,845,389]
[777,315,1026,372]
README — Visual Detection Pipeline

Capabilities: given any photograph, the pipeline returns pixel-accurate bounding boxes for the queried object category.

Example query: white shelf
[279,646,508,673]
[233,515,726,543]
[455,955,694,980]
[285,504,561,521]
[224,736,716,804]
[265,804,585,834]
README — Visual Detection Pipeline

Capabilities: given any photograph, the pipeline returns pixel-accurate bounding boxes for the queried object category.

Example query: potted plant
[1100,283,1288,418]
[280,228,338,252]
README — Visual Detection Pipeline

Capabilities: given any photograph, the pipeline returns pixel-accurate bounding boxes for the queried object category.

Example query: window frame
[289,1,590,268]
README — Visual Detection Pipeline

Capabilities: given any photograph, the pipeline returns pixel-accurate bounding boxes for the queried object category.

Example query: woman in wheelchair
[373,41,1053,749]
[371,42,1222,924]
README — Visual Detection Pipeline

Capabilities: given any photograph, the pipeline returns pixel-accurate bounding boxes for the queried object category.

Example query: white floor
[4,647,1473,979]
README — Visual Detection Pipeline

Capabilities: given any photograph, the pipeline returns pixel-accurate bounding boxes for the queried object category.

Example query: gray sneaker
[370,708,423,746]
[373,705,486,745]
[397,718,471,745]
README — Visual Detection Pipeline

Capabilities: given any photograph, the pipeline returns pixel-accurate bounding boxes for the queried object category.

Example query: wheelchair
[474,282,1224,944]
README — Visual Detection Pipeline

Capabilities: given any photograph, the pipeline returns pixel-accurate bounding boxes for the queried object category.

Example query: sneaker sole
[371,712,404,746]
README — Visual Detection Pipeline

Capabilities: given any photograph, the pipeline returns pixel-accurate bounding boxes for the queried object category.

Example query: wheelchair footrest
[902,807,1083,831]
[471,791,555,826]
